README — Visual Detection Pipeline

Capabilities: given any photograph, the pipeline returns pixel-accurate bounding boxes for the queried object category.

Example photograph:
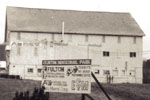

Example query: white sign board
[42,59,91,94]
[0,61,6,68]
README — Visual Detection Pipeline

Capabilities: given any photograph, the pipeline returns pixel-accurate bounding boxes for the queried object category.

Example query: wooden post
[91,72,112,100]
[85,94,95,100]
[46,92,49,99]
[82,94,85,100]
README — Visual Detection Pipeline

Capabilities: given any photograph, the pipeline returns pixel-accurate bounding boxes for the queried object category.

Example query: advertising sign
[41,59,91,94]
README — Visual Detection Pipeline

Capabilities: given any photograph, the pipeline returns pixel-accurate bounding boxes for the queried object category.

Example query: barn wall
[7,32,143,83]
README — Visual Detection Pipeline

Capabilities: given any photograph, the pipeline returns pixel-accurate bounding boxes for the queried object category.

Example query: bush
[13,87,49,100]
[0,74,20,79]
[0,74,9,78]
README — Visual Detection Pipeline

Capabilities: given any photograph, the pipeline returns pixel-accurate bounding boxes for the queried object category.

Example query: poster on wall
[41,59,91,94]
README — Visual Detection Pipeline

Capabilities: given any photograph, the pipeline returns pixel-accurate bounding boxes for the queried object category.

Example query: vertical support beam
[81,94,85,100]
[91,72,112,100]
[46,92,50,100]
[85,94,95,100]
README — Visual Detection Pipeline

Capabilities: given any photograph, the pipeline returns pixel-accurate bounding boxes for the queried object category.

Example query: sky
[0,0,150,59]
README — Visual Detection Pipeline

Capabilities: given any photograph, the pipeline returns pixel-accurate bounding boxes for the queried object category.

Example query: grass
[0,78,40,100]
[0,78,150,100]
[102,83,150,100]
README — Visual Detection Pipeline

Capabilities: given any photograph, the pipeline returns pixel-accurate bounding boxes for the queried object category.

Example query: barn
[5,6,144,83]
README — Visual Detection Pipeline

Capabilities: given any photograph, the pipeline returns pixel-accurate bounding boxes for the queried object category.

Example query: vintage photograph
[0,0,150,100]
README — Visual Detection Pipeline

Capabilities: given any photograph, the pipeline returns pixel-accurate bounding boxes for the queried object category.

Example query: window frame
[37,69,42,73]
[103,51,110,57]
[28,68,33,73]
[94,69,100,74]
[103,70,110,75]
[130,52,136,57]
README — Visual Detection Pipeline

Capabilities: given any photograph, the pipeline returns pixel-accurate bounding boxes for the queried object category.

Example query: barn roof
[6,6,144,36]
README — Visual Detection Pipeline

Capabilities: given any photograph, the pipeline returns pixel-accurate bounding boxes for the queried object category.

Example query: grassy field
[0,78,150,100]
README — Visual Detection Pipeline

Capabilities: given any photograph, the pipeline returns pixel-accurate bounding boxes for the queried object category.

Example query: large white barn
[5,6,144,83]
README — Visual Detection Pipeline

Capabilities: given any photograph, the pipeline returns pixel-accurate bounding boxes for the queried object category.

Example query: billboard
[41,59,91,94]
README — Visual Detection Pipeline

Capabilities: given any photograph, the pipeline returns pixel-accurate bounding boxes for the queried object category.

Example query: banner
[42,59,91,94]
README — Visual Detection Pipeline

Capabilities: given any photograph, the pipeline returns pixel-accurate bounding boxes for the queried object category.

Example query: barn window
[28,68,33,73]
[94,69,100,74]
[37,69,42,73]
[130,52,136,57]
[103,51,109,57]
[103,70,110,75]
[17,42,23,46]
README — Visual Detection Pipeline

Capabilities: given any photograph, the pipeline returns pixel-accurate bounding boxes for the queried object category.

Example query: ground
[0,78,150,100]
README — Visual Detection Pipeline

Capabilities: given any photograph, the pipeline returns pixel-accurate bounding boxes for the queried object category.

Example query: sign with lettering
[42,59,91,65]
[41,59,91,94]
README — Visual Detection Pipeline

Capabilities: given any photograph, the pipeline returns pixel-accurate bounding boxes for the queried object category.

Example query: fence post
[81,94,85,100]
[91,72,112,100]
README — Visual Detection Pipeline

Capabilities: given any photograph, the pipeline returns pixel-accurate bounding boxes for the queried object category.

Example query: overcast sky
[0,0,150,59]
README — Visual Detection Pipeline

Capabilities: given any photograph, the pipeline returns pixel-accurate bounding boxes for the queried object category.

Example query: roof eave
[8,29,145,37]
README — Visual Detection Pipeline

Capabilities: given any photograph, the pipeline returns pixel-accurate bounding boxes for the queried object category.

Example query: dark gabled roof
[6,6,144,36]
[0,44,6,61]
